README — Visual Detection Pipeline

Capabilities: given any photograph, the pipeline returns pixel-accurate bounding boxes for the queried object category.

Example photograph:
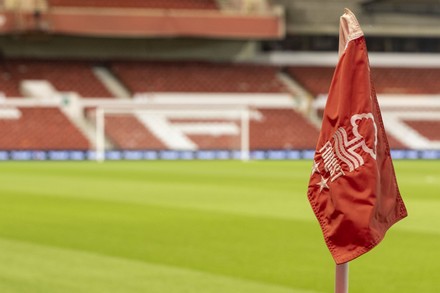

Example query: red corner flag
[307,9,407,265]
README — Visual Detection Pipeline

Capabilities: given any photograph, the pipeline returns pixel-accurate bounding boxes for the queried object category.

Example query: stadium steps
[63,104,102,149]
[276,72,310,111]
[137,114,198,150]
[278,0,360,33]
[383,111,440,149]
[276,71,322,128]
[92,66,131,99]
[18,80,102,149]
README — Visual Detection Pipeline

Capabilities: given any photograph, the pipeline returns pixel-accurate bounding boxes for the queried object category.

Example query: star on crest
[311,160,321,175]
[316,175,329,192]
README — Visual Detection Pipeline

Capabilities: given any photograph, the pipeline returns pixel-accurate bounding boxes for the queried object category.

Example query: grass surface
[0,161,439,292]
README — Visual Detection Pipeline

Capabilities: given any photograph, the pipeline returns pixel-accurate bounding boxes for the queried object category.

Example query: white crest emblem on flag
[315,112,378,184]
[333,113,378,172]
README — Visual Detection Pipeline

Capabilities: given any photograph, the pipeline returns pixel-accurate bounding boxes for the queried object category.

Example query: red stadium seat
[111,61,288,94]
[287,66,440,96]
[250,109,319,150]
[0,107,89,150]
[104,115,166,150]
[404,120,440,141]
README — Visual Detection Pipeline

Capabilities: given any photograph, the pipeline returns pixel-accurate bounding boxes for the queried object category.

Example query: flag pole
[335,262,349,293]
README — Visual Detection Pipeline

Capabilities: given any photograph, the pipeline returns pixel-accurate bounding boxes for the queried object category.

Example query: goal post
[95,107,251,162]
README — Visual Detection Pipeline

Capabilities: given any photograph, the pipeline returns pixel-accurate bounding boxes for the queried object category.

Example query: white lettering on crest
[319,142,345,182]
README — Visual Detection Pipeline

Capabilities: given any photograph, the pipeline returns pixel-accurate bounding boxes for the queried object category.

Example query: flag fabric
[307,9,408,265]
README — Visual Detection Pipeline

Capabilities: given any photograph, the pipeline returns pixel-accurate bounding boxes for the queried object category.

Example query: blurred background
[0,0,438,160]
[0,2,439,293]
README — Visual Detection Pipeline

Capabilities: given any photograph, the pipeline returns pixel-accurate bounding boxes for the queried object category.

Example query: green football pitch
[0,160,439,293]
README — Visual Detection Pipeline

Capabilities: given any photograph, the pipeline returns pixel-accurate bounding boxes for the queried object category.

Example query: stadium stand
[0,60,112,98]
[0,1,438,157]
[0,107,89,150]
[0,57,438,152]
[48,0,219,10]
[110,61,288,94]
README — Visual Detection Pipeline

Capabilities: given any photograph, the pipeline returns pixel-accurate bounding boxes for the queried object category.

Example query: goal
[94,107,251,162]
